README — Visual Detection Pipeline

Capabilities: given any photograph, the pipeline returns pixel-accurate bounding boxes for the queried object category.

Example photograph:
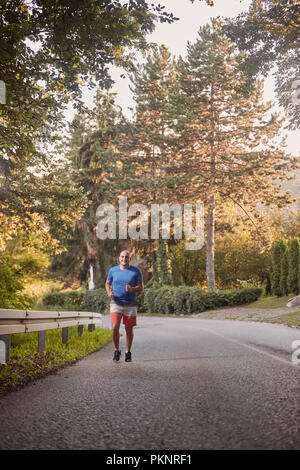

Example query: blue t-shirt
[107,265,143,304]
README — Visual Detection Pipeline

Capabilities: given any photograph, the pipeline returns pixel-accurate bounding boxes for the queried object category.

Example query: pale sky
[65,0,299,157]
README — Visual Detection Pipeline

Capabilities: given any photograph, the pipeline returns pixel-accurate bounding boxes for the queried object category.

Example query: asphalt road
[0,316,299,450]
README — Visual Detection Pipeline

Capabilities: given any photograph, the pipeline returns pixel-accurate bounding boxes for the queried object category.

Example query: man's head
[119,250,131,268]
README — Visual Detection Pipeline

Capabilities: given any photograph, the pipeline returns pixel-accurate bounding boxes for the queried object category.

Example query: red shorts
[110,300,137,327]
[110,312,137,327]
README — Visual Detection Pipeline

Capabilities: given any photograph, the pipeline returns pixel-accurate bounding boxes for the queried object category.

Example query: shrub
[0,256,36,309]
[42,285,262,316]
[82,288,110,313]
[136,290,146,313]
[43,290,84,309]
[43,288,146,314]
[143,286,262,315]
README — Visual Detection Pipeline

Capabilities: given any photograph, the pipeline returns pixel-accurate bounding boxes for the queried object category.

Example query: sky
[65,0,299,157]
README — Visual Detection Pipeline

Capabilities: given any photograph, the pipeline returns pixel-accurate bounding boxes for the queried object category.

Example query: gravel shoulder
[192,306,300,325]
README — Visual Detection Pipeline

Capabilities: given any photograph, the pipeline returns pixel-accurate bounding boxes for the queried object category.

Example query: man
[105,250,143,362]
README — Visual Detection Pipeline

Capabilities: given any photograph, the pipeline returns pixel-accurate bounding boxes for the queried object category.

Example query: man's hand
[126,282,143,293]
[105,280,114,299]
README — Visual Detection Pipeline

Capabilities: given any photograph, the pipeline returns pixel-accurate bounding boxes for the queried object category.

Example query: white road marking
[199,326,298,368]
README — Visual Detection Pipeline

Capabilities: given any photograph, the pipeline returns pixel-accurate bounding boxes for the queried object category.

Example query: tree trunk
[206,193,216,290]
[206,79,217,291]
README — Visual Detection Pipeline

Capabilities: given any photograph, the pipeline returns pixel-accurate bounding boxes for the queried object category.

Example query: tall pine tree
[124,45,177,282]
[167,19,296,290]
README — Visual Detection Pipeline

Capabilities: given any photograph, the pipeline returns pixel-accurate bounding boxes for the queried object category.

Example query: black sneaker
[125,351,132,362]
[113,350,121,362]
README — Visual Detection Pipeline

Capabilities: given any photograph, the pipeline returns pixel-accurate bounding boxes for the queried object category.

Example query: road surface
[0,316,299,450]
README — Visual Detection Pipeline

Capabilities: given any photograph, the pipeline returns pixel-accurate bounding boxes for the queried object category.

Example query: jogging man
[105,250,143,362]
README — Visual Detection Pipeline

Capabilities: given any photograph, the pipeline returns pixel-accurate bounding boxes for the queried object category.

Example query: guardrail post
[78,325,84,337]
[0,335,10,364]
[62,327,68,344]
[88,324,95,332]
[38,331,46,352]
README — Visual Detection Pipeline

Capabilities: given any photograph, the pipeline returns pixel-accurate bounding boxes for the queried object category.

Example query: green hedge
[82,289,146,313]
[82,289,110,312]
[42,290,85,309]
[144,286,262,315]
[42,286,262,315]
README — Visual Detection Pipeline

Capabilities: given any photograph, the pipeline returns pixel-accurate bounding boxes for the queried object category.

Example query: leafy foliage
[0,254,37,308]
[143,285,263,315]
[50,90,129,286]
[271,239,286,296]
[165,19,297,289]
[0,0,183,248]
[224,0,300,129]
[42,290,85,310]
[82,288,110,313]
[287,238,299,295]
[280,245,289,296]
[271,237,300,296]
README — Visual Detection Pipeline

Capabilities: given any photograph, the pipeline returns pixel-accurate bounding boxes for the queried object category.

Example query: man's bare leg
[125,325,134,352]
[111,323,121,350]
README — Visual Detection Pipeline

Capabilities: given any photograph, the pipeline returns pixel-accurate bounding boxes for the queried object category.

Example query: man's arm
[105,280,114,299]
[126,281,144,293]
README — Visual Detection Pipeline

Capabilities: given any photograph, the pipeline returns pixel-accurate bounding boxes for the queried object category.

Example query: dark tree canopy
[0,0,181,235]
[224,0,300,129]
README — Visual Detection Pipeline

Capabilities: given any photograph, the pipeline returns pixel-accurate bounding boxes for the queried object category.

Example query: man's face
[119,251,130,267]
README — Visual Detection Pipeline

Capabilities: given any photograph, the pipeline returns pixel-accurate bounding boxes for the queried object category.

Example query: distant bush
[144,286,262,315]
[82,289,109,313]
[42,290,84,310]
[42,285,262,315]
[136,290,146,313]
[0,255,36,309]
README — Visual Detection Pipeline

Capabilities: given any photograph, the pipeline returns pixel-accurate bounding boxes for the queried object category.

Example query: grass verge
[262,311,300,327]
[245,295,294,309]
[0,326,112,396]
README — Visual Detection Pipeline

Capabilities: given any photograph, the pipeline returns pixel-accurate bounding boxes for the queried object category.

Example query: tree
[271,206,300,240]
[0,253,39,309]
[169,240,206,286]
[167,19,297,290]
[0,156,88,251]
[271,239,286,296]
[287,238,299,295]
[0,0,213,164]
[128,45,176,203]
[51,89,129,286]
[224,0,300,129]
[0,0,181,226]
[280,240,289,296]
[123,44,177,281]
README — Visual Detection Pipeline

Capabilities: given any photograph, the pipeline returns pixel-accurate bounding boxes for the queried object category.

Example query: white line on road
[198,326,298,368]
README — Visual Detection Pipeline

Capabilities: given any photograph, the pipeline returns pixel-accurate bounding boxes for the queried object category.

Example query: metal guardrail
[0,309,103,364]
